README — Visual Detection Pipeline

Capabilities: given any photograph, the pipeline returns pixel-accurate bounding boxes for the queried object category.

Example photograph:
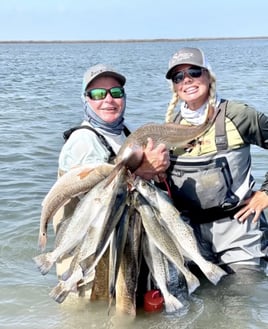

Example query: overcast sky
[0,0,267,41]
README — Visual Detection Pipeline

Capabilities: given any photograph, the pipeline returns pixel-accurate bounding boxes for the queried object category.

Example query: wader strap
[123,126,131,137]
[63,125,131,162]
[63,125,116,158]
[215,99,228,151]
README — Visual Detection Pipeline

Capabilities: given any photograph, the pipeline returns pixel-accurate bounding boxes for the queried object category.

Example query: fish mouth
[118,144,144,172]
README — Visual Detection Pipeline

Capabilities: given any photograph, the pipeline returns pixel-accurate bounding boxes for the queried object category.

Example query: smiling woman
[52,62,169,303]
[83,76,126,125]
[164,46,268,273]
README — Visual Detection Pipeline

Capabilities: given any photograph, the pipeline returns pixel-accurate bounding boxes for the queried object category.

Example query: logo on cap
[172,52,194,64]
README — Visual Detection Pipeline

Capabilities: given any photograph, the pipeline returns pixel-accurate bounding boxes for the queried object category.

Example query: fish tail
[183,271,200,294]
[60,268,72,281]
[163,293,184,313]
[49,282,71,304]
[107,293,115,316]
[33,252,54,275]
[200,261,227,285]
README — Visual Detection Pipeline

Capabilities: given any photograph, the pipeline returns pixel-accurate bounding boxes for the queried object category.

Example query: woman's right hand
[134,138,170,180]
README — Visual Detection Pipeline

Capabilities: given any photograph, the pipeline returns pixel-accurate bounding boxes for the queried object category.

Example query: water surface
[1,39,268,329]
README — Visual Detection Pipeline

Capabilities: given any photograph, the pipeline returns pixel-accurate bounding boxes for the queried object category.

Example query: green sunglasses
[85,87,125,100]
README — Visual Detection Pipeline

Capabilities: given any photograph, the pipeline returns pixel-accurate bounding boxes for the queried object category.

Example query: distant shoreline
[0,36,268,44]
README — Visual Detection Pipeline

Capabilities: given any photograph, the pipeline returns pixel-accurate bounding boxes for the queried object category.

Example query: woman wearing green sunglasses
[58,63,169,177]
[164,47,268,274]
[53,63,169,302]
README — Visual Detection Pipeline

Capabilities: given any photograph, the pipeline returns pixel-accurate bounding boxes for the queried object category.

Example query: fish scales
[108,203,132,312]
[116,119,213,162]
[142,233,184,313]
[134,191,200,295]
[115,209,142,317]
[49,226,99,303]
[80,175,129,279]
[33,165,127,276]
[134,178,227,286]
[38,163,115,251]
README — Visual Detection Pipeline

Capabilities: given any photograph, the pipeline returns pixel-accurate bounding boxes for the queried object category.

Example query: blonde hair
[165,70,217,123]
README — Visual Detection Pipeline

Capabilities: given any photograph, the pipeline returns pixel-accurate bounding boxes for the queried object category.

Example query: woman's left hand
[134,138,170,181]
[234,190,268,223]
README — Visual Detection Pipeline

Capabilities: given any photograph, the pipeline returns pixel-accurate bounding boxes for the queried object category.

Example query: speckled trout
[134,178,227,286]
[134,191,200,295]
[142,233,184,313]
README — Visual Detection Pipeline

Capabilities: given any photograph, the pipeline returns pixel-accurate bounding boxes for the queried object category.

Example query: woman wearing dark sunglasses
[53,63,169,301]
[164,47,268,274]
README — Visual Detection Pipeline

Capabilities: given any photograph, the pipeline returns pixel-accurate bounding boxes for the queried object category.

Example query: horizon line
[0,36,268,44]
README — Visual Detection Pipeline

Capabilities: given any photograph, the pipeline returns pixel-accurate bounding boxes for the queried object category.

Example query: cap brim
[166,61,207,79]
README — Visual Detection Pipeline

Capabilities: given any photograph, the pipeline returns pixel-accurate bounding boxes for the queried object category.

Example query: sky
[0,0,268,41]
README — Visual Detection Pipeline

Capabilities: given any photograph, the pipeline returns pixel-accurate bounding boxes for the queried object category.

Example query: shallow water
[1,39,268,328]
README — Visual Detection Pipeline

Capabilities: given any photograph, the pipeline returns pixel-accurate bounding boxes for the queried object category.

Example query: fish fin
[201,262,227,285]
[60,268,72,281]
[184,272,200,295]
[77,168,94,179]
[33,253,54,275]
[80,254,95,273]
[49,282,71,304]
[164,293,184,313]
[108,293,115,315]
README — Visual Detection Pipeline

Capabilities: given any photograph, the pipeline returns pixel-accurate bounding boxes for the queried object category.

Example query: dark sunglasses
[171,66,207,84]
[85,87,125,100]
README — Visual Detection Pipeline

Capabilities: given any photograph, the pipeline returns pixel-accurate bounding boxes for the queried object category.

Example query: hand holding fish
[234,190,268,223]
[134,138,170,180]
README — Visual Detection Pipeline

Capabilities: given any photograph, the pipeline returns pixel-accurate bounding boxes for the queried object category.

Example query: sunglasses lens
[88,88,107,100]
[86,87,125,100]
[172,67,204,83]
[110,87,125,98]
[188,67,203,78]
[172,71,184,84]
